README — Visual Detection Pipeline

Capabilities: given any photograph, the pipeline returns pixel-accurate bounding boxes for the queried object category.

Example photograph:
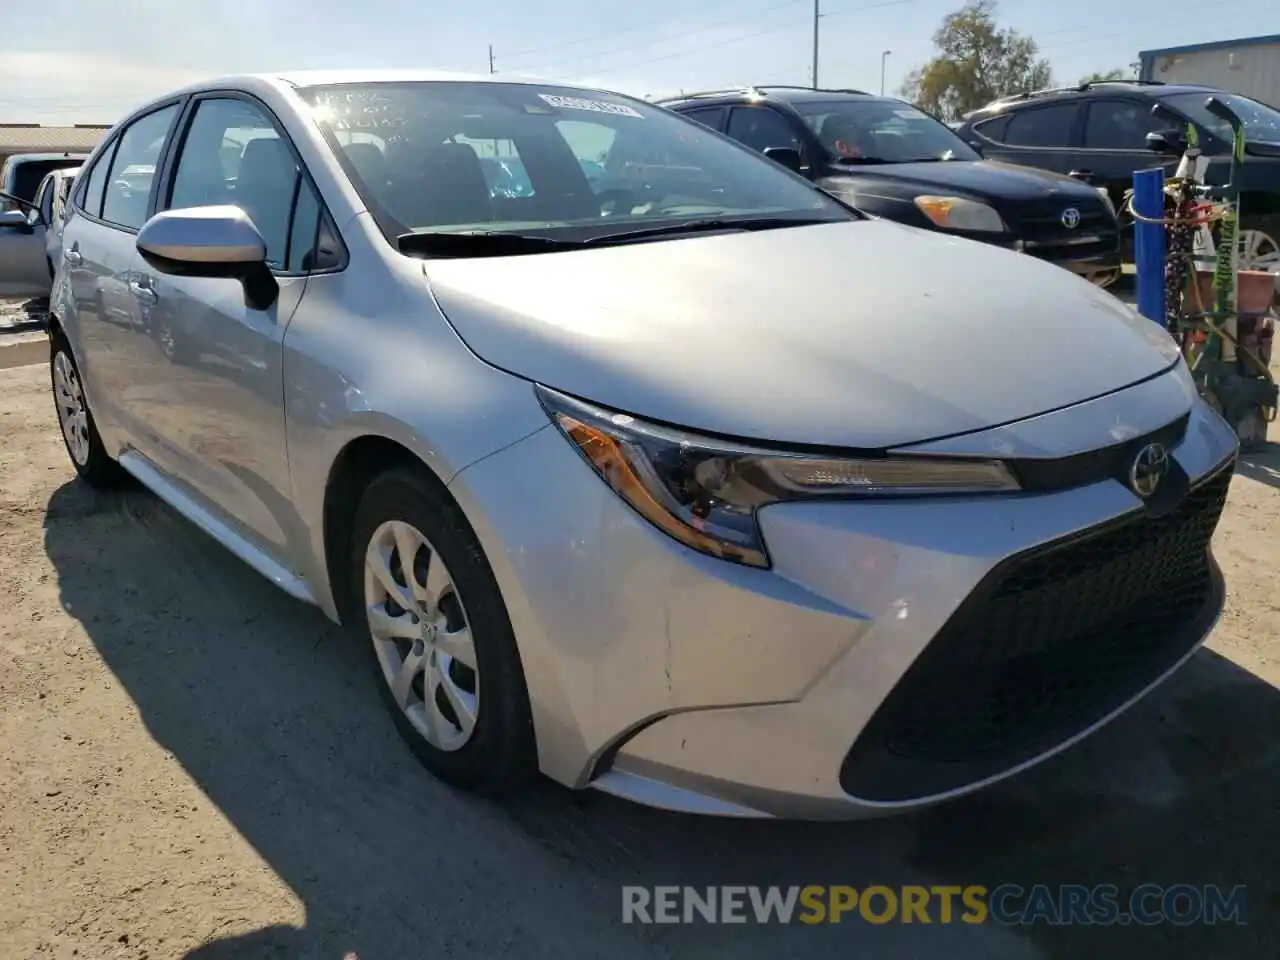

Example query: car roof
[658,85,888,110]
[966,80,1220,119]
[2,152,88,164]
[161,69,608,97]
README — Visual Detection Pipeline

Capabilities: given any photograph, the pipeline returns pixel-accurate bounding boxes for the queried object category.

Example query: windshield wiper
[397,216,837,257]
[397,231,581,257]
[581,216,837,245]
[833,156,894,165]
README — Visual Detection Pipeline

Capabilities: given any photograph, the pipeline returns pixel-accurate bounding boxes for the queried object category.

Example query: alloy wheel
[1236,228,1280,274]
[53,350,91,467]
[363,519,480,752]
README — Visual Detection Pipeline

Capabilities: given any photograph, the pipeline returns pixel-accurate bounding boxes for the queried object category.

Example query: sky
[2,0,1276,124]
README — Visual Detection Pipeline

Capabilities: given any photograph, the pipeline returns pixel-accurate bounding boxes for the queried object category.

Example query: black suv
[956,80,1280,270]
[660,85,1120,284]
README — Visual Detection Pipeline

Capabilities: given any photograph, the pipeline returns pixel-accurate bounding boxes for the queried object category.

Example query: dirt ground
[0,341,1277,960]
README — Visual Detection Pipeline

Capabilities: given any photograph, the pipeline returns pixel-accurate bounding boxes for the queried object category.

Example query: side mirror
[1144,130,1184,155]
[762,146,803,173]
[136,205,279,311]
[0,208,33,233]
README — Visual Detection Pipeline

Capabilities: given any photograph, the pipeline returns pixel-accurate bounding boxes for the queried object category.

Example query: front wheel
[350,467,537,795]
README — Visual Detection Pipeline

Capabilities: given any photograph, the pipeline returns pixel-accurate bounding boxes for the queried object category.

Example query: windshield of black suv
[1162,92,1280,145]
[298,81,854,244]
[795,99,981,163]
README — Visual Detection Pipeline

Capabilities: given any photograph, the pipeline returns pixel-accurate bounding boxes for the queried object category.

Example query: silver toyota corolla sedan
[34,70,1238,820]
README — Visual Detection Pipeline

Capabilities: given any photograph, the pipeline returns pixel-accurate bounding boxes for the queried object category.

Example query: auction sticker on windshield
[538,94,644,119]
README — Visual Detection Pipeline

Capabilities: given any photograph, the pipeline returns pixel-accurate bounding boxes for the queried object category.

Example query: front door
[724,105,809,173]
[130,94,316,560]
[0,206,51,301]
[1078,98,1182,210]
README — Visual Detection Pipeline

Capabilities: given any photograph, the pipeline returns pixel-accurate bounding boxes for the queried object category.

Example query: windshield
[1162,92,1280,145]
[795,99,980,163]
[297,81,852,244]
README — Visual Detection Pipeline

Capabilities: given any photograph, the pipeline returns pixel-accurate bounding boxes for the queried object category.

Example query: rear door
[973,100,1083,176]
[57,102,183,448]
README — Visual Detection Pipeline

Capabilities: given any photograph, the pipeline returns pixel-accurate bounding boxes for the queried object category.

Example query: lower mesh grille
[840,459,1233,802]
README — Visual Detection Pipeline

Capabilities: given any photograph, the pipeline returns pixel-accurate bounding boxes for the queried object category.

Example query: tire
[350,466,537,795]
[1237,213,1280,276]
[49,331,127,488]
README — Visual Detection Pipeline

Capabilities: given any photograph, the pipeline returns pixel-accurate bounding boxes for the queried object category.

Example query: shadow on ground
[1236,441,1280,491]
[44,480,1278,960]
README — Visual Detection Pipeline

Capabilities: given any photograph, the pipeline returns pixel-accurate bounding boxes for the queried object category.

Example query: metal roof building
[1139,34,1280,107]
[0,123,111,165]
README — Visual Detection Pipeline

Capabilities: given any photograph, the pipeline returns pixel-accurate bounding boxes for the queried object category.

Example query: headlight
[537,387,1021,569]
[914,196,1006,233]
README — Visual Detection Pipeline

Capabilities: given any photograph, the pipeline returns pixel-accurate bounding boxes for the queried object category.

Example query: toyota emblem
[1061,207,1082,229]
[1129,442,1168,498]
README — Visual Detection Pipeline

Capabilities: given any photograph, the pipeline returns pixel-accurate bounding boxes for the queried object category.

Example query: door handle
[129,280,158,305]
[64,249,83,266]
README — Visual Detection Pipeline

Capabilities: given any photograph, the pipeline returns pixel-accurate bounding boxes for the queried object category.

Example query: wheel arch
[321,433,438,626]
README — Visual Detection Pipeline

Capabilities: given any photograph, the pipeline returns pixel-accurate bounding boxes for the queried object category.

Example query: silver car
[23,71,1238,820]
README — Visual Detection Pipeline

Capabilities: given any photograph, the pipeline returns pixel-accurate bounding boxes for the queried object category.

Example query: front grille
[1009,198,1118,263]
[840,459,1233,802]
[1014,198,1113,234]
[1011,411,1188,493]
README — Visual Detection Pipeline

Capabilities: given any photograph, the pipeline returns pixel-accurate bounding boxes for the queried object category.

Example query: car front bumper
[1008,233,1122,279]
[448,369,1239,819]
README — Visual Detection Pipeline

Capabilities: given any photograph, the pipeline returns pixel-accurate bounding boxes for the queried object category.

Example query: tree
[1079,66,1137,85]
[899,1,1051,122]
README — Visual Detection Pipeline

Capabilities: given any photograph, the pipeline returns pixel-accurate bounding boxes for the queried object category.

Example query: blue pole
[1133,166,1166,324]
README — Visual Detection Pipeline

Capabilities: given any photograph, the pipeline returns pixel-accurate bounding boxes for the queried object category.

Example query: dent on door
[134,269,309,560]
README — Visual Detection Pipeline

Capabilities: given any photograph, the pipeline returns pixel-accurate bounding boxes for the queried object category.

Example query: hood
[838,159,1101,201]
[425,220,1179,449]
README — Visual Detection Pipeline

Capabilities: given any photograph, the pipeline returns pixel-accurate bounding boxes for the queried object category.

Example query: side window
[287,179,321,273]
[101,105,179,230]
[554,120,615,185]
[972,114,1010,142]
[77,144,115,219]
[1083,100,1162,150]
[725,107,800,153]
[681,107,727,131]
[167,97,300,268]
[1002,103,1080,148]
